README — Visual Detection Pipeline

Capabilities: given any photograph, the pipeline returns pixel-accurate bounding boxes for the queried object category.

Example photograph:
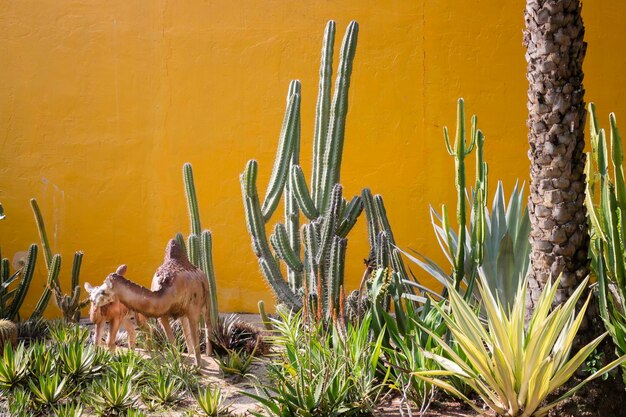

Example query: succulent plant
[241,21,406,321]
[0,319,17,351]
[177,163,219,330]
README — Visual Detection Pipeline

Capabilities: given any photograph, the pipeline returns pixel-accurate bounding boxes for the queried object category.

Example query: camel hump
[165,239,187,261]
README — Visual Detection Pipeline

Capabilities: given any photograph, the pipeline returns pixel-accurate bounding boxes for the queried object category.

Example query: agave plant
[28,373,72,410]
[215,346,258,377]
[195,384,228,417]
[413,275,626,417]
[92,373,138,416]
[56,339,105,382]
[142,367,186,407]
[7,387,32,416]
[0,342,29,390]
[53,402,84,417]
[29,340,56,379]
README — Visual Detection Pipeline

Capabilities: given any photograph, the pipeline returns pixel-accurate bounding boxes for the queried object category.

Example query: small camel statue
[95,239,212,366]
[84,280,148,351]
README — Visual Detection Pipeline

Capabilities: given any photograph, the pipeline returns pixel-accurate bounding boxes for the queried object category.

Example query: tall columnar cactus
[29,199,64,319]
[441,99,485,291]
[241,21,363,317]
[1,244,38,320]
[180,163,219,328]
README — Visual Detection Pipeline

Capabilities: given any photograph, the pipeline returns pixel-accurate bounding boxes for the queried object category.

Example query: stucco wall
[1,1,624,315]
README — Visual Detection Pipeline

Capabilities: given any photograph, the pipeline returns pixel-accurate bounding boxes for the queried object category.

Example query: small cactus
[0,319,17,351]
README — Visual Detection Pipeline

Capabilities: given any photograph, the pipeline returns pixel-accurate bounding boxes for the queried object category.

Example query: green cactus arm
[188,234,200,266]
[284,85,302,289]
[183,163,202,236]
[453,98,466,157]
[0,258,8,286]
[175,233,188,258]
[30,199,53,268]
[261,84,301,221]
[312,21,336,209]
[374,232,387,268]
[200,230,219,327]
[589,103,601,158]
[336,195,363,237]
[327,236,346,316]
[272,224,303,272]
[30,253,61,320]
[320,21,359,212]
[258,300,273,331]
[6,245,37,320]
[7,244,38,320]
[373,195,396,246]
[443,127,454,156]
[606,186,626,289]
[609,113,626,210]
[258,259,302,310]
[317,184,343,264]
[291,165,319,220]
[302,223,320,293]
[465,112,477,154]
[71,251,83,291]
[241,162,301,309]
[361,189,379,259]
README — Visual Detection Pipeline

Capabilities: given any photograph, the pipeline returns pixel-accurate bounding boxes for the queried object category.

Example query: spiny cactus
[0,319,17,351]
[1,244,38,321]
[29,198,86,320]
[241,21,406,321]
[50,252,90,322]
[441,99,485,291]
[178,162,219,328]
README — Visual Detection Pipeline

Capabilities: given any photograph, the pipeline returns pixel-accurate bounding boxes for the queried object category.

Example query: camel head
[86,264,128,308]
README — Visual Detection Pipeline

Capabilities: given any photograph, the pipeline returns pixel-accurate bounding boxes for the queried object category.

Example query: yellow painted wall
[1,1,625,316]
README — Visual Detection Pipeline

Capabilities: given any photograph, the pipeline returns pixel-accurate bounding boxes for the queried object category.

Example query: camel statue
[95,239,212,366]
[84,281,148,351]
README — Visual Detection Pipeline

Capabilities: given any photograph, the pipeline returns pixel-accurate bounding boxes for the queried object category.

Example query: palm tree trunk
[524,0,588,320]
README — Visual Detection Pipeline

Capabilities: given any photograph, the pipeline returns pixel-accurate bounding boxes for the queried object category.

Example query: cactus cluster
[241,21,407,320]
[30,198,88,320]
[50,251,90,322]
[177,162,219,328]
[0,244,38,320]
[586,103,626,375]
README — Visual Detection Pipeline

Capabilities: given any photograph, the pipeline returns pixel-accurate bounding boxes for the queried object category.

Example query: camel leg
[204,304,213,356]
[187,313,202,367]
[159,316,176,345]
[180,316,194,357]
[107,319,121,351]
[94,323,105,347]
[124,318,137,350]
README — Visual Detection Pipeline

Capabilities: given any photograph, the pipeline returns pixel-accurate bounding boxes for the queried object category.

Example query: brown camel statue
[84,281,148,351]
[96,239,213,366]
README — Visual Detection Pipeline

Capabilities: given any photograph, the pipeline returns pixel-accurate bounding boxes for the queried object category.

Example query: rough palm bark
[523,0,589,320]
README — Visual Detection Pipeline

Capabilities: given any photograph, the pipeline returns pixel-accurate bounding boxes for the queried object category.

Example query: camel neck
[109,274,173,317]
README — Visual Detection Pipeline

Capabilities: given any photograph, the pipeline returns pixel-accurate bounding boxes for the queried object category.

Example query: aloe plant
[586,103,626,378]
[241,21,405,319]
